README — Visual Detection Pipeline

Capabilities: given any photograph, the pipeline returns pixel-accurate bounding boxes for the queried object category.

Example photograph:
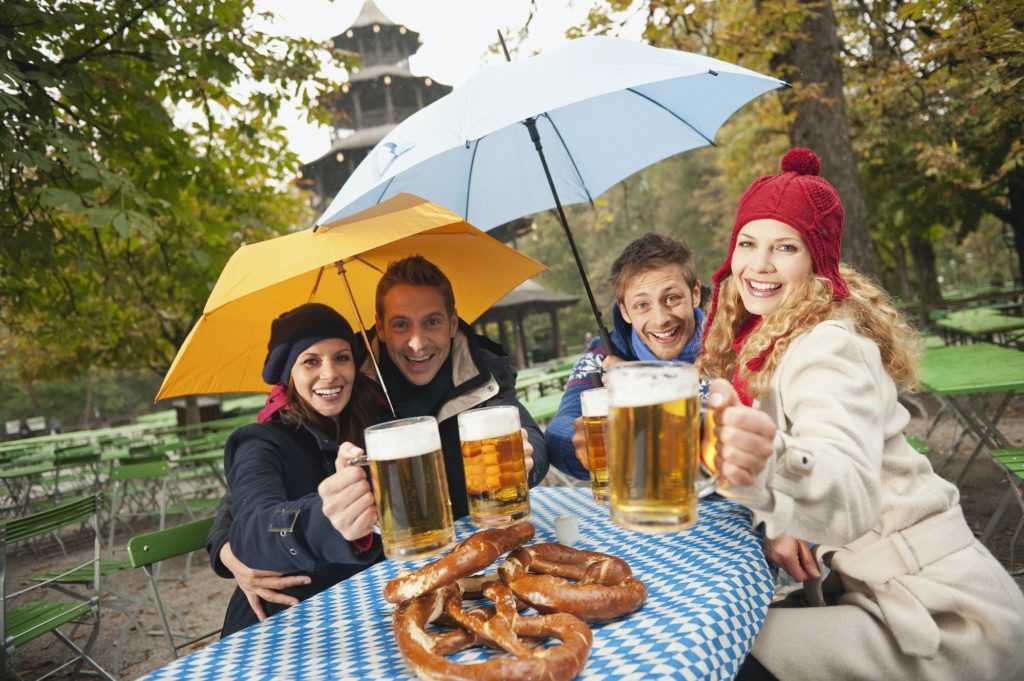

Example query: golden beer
[364,417,454,560]
[580,387,609,503]
[606,362,705,532]
[700,405,719,476]
[457,406,530,527]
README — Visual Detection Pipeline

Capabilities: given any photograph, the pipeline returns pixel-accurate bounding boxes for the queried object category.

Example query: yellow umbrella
[156,194,546,401]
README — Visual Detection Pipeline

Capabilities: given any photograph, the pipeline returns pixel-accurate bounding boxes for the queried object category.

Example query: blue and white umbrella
[317,36,785,345]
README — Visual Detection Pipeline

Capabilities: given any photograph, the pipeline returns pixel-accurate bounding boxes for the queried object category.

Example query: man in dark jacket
[545,233,703,479]
[208,256,547,623]
[368,256,547,512]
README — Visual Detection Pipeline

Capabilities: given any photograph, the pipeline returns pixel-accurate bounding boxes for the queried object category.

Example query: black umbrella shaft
[524,117,613,354]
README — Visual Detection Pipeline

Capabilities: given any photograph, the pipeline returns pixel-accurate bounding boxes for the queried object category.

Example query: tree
[834,0,1023,299]
[767,0,878,277]
[0,0,353,393]
[895,0,1024,286]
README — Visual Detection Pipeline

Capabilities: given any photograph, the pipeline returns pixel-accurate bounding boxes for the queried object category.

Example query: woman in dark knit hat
[217,302,385,637]
[700,149,1024,680]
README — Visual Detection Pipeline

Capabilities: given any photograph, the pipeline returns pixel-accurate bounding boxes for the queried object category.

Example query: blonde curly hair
[698,265,920,399]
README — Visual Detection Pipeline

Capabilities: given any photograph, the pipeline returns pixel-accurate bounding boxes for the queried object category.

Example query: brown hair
[284,371,382,447]
[609,232,699,302]
[375,256,456,320]
[698,266,920,398]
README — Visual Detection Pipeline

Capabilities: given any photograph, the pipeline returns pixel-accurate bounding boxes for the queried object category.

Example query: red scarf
[257,383,288,423]
[731,316,762,407]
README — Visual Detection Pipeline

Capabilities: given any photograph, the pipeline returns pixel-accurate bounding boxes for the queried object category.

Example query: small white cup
[554,514,579,546]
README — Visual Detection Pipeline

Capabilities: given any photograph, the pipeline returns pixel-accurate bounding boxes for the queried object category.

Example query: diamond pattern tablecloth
[141,487,772,680]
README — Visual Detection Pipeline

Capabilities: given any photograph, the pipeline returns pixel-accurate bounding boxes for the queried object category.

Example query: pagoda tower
[298,1,451,215]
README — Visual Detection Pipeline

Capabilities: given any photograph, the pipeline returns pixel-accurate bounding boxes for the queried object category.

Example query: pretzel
[498,543,648,622]
[393,581,593,681]
[384,521,535,604]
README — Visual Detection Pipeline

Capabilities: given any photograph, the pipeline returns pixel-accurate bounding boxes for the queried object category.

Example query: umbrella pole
[523,117,613,353]
[335,261,397,418]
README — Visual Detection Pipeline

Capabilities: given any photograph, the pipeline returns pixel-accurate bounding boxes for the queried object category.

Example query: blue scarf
[628,307,705,363]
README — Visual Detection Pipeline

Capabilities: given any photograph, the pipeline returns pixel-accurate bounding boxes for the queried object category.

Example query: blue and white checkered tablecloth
[141,487,772,681]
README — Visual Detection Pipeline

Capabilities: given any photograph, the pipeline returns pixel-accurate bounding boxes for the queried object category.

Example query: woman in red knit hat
[700,149,1024,680]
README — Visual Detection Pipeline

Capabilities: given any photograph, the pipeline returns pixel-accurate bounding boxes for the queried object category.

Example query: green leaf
[37,188,85,213]
[86,208,118,228]
[111,212,132,237]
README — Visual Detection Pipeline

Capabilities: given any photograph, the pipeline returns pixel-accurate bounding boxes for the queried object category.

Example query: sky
[253,0,644,163]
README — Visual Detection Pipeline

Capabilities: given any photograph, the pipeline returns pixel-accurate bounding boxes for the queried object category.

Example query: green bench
[904,434,934,455]
[515,367,573,399]
[989,449,1024,574]
[521,392,564,423]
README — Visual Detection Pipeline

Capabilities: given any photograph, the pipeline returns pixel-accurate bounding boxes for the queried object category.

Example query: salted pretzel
[383,521,535,604]
[499,543,648,622]
[393,580,593,681]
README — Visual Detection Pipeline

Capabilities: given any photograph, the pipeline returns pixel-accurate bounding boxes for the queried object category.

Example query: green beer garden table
[920,342,1024,542]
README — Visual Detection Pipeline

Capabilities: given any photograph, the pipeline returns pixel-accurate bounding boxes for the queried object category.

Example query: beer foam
[457,405,519,441]
[580,387,609,417]
[607,363,698,407]
[365,417,442,460]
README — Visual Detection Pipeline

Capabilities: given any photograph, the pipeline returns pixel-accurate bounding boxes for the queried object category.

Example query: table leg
[980,478,1020,545]
[930,397,978,474]
[925,401,949,440]
[934,397,979,473]
[1010,491,1024,576]
[955,393,1014,486]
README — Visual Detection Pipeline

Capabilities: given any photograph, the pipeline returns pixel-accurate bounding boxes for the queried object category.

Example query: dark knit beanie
[706,148,848,334]
[261,303,360,386]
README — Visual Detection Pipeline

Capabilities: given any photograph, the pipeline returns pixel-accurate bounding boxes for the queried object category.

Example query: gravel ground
[5,393,1023,680]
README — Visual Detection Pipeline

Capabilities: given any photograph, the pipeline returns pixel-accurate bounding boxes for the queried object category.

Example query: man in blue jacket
[545,232,704,479]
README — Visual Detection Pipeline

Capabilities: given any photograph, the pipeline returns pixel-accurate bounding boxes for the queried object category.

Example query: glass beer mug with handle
[580,387,610,503]
[457,405,531,527]
[606,361,718,532]
[362,416,455,560]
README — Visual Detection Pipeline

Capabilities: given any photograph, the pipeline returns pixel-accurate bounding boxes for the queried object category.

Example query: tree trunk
[26,383,40,412]
[893,238,910,300]
[907,233,941,305]
[1007,166,1024,289]
[772,0,880,280]
[81,380,93,428]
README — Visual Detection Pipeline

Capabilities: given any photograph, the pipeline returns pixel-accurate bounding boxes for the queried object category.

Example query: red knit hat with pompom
[705,148,848,335]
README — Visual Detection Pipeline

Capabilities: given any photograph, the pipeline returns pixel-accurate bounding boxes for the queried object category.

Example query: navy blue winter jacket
[219,416,383,636]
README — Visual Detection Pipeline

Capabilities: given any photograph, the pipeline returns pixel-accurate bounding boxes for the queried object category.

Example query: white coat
[722,319,1024,680]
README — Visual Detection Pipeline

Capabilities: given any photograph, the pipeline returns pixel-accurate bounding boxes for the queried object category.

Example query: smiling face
[289,338,356,418]
[617,264,701,361]
[730,218,814,317]
[376,284,458,386]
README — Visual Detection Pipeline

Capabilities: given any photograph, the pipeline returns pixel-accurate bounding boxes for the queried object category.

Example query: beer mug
[457,405,530,527]
[363,416,455,560]
[699,389,720,477]
[606,361,718,533]
[580,387,610,503]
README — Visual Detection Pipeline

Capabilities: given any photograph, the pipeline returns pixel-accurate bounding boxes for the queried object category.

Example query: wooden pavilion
[474,280,579,369]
